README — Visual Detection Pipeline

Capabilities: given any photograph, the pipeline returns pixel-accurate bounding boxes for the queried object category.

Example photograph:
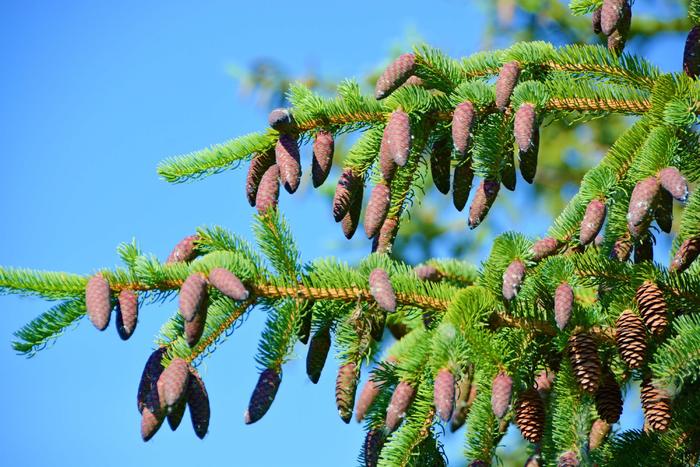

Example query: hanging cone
[187,369,210,439]
[141,406,164,442]
[515,388,545,443]
[627,177,660,239]
[634,236,654,264]
[610,237,632,262]
[451,373,477,432]
[495,61,521,111]
[595,371,623,424]
[519,126,539,184]
[375,53,416,100]
[336,362,359,423]
[531,237,560,261]
[373,217,399,254]
[341,182,364,240]
[179,273,208,322]
[430,137,452,195]
[502,259,526,301]
[86,274,112,331]
[306,326,331,384]
[137,347,167,414]
[166,234,200,264]
[167,398,187,431]
[116,289,138,340]
[157,358,191,411]
[369,268,396,313]
[615,310,647,369]
[670,237,700,273]
[557,451,580,467]
[311,130,334,188]
[244,368,281,424]
[452,101,476,156]
[185,304,207,348]
[635,281,669,336]
[383,110,411,166]
[568,332,602,394]
[246,150,276,207]
[501,150,517,192]
[452,159,474,212]
[267,108,296,133]
[514,103,537,153]
[640,378,672,432]
[554,282,574,330]
[600,0,631,36]
[208,268,249,301]
[468,179,500,229]
[589,419,611,450]
[491,372,513,419]
[592,8,602,34]
[363,429,386,467]
[379,132,398,183]
[607,17,630,55]
[364,184,391,239]
[275,133,301,194]
[333,169,361,222]
[415,264,442,282]
[684,25,700,78]
[255,164,280,213]
[655,189,673,234]
[385,381,417,432]
[296,300,314,345]
[658,167,689,202]
[580,199,607,246]
[434,368,456,422]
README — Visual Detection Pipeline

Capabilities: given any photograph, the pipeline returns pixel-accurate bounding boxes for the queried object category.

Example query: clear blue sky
[0,1,685,466]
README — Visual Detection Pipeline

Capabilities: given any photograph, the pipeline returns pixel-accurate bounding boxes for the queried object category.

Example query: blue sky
[0,1,686,466]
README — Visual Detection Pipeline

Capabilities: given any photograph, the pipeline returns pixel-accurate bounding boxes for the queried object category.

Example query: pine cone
[332,169,361,222]
[595,371,623,423]
[356,377,381,423]
[363,429,386,467]
[373,217,399,254]
[554,282,574,330]
[275,133,301,194]
[306,326,331,384]
[375,53,416,100]
[167,398,187,431]
[589,419,611,450]
[601,0,631,36]
[491,372,513,419]
[179,273,208,322]
[451,374,477,432]
[535,369,555,398]
[610,237,632,262]
[166,234,200,264]
[379,132,398,183]
[184,304,206,347]
[495,61,521,111]
[255,164,280,213]
[658,167,688,202]
[383,110,411,166]
[141,406,164,442]
[514,103,537,153]
[187,368,210,439]
[640,378,672,432]
[635,281,669,336]
[369,268,396,313]
[246,150,276,207]
[670,237,700,273]
[502,259,526,301]
[531,237,560,261]
[431,137,452,195]
[684,25,700,78]
[568,332,602,393]
[655,189,673,234]
[634,236,654,264]
[336,362,359,423]
[557,451,580,467]
[311,130,334,188]
[607,28,627,55]
[452,159,474,212]
[434,368,456,422]
[592,8,602,34]
[137,347,167,414]
[501,150,517,192]
[402,75,423,87]
[245,368,281,424]
[116,289,138,340]
[519,124,539,184]
[297,300,314,345]
[580,199,607,245]
[364,184,391,239]
[627,177,660,239]
[341,183,363,240]
[267,107,296,133]
[208,268,249,301]
[157,358,191,411]
[415,264,442,282]
[452,101,476,156]
[615,310,647,369]
[468,179,500,229]
[515,388,545,443]
[86,274,112,331]
[525,454,542,467]
[386,381,417,432]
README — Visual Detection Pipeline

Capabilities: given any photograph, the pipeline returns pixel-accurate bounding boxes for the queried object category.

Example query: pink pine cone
[600,0,631,36]
[580,199,606,246]
[383,110,411,166]
[332,169,361,222]
[415,264,441,282]
[141,406,164,442]
[658,167,688,202]
[267,107,295,132]
[179,273,208,322]
[495,61,521,111]
[185,304,206,347]
[363,429,386,467]
[187,369,210,439]
[116,289,138,340]
[208,268,249,301]
[385,381,417,432]
[491,372,513,419]
[627,176,660,238]
[375,53,416,100]
[453,160,474,212]
[557,451,580,467]
[255,164,280,213]
[311,130,334,188]
[246,150,276,207]
[502,259,526,301]
[364,184,391,239]
[245,368,281,424]
[355,377,381,423]
[275,133,301,194]
[531,237,560,261]
[86,274,112,331]
[166,234,200,264]
[670,237,700,273]
[452,101,475,156]
[514,103,536,153]
[468,179,500,229]
[554,282,574,330]
[157,358,191,411]
[434,368,456,422]
[373,217,399,254]
[369,268,397,313]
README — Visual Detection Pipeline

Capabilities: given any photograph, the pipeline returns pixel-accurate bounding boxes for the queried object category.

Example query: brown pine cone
[185,304,206,348]
[655,189,673,234]
[141,406,164,442]
[179,273,208,322]
[267,107,296,133]
[255,164,280,213]
[670,237,700,273]
[167,398,187,431]
[635,281,669,336]
[383,110,411,166]
[363,429,386,467]
[452,101,476,156]
[364,184,391,239]
[514,103,537,153]
[615,310,647,369]
[332,169,361,222]
[431,137,452,195]
[336,362,359,423]
[684,26,700,78]
[601,0,631,36]
[501,150,517,192]
[86,274,112,331]
[495,61,521,111]
[531,237,560,261]
[208,268,249,301]
[157,358,191,411]
[519,125,539,184]
[245,368,281,424]
[434,368,456,422]
[187,369,210,439]
[658,167,689,202]
[607,14,631,54]
[385,381,417,432]
[640,378,672,432]
[595,371,623,423]
[502,259,526,301]
[580,199,607,246]
[369,268,396,313]
[554,282,574,331]
[246,150,276,207]
[491,372,513,419]
[628,177,660,238]
[515,388,545,443]
[312,130,334,188]
[116,289,138,340]
[568,332,602,394]
[375,53,416,100]
[166,234,200,264]
[341,182,364,240]
[451,373,477,432]
[592,8,602,34]
[275,133,301,194]
[468,179,500,229]
[589,419,611,451]
[452,159,474,212]
[137,347,167,414]
[557,451,580,467]
[306,326,331,384]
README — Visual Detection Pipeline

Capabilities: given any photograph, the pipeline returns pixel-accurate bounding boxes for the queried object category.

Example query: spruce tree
[3,1,700,465]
